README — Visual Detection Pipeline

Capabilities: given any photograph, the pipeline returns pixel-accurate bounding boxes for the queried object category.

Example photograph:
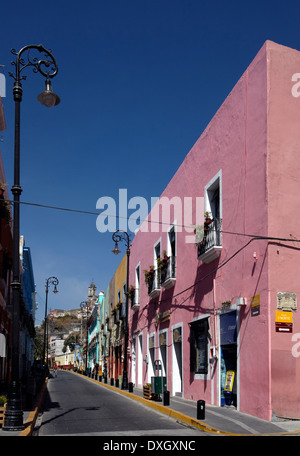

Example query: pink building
[127,41,300,421]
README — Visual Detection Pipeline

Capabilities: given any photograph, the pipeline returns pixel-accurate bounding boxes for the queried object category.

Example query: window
[161,226,176,288]
[205,170,222,220]
[198,171,222,263]
[132,264,140,310]
[190,318,210,375]
[148,240,161,297]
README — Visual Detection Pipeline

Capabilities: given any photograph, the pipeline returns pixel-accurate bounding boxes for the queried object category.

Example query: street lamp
[112,230,131,390]
[80,301,90,374]
[3,45,59,431]
[43,277,59,368]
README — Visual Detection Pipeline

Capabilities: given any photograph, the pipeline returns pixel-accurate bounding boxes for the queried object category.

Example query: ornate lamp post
[3,45,60,431]
[80,301,90,374]
[43,277,59,367]
[112,230,130,390]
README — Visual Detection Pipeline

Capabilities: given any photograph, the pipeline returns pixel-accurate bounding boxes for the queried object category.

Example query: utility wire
[6,199,300,244]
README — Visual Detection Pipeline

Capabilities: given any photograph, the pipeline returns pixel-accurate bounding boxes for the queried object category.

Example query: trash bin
[197,400,205,420]
[151,375,167,394]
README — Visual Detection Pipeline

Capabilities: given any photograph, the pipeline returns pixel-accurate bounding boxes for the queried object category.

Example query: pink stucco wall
[267,42,300,419]
[127,41,300,421]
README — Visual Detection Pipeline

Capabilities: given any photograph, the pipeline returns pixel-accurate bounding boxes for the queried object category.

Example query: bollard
[163,390,170,406]
[110,378,114,386]
[115,379,119,388]
[197,400,205,420]
[104,376,107,384]
[129,382,133,393]
[99,375,102,382]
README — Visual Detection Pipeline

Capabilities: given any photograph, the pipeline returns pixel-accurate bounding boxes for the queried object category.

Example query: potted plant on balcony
[128,285,135,301]
[144,266,155,284]
[203,211,212,235]
[157,250,169,269]
[204,211,212,224]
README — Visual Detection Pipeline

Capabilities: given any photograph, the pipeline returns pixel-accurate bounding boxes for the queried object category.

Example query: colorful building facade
[0,95,12,390]
[124,41,300,421]
[108,254,127,384]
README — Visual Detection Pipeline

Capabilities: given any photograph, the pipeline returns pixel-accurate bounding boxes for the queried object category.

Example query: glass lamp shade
[112,242,121,255]
[37,77,60,107]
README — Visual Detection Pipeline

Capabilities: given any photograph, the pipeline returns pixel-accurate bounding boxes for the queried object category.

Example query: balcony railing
[148,269,161,298]
[197,218,222,263]
[160,255,176,289]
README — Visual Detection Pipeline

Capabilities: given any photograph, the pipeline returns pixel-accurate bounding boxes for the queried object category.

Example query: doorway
[172,326,183,396]
[131,338,136,386]
[220,311,237,407]
[137,333,143,387]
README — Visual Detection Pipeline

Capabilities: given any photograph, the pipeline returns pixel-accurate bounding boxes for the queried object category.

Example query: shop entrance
[220,311,237,407]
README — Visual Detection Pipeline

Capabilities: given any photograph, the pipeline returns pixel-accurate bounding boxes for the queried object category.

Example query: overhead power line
[6,198,300,244]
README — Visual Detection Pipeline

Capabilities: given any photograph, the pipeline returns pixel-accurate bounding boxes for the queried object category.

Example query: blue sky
[0,0,300,325]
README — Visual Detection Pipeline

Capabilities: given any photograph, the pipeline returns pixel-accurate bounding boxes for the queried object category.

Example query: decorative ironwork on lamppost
[80,301,90,374]
[112,230,131,390]
[43,277,59,368]
[3,45,60,431]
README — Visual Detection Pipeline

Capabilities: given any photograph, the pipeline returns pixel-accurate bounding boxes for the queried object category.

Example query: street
[37,371,206,437]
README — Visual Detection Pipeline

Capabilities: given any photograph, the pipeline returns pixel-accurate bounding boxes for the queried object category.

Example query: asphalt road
[37,371,206,437]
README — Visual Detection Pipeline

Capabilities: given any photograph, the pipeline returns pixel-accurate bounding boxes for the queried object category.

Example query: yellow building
[109,254,127,384]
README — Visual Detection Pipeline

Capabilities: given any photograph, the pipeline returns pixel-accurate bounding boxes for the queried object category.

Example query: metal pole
[112,230,130,390]
[43,283,49,365]
[3,45,59,431]
[86,306,88,373]
[122,245,130,390]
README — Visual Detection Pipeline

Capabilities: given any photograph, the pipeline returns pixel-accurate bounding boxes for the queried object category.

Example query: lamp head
[53,284,58,294]
[112,242,121,255]
[37,75,60,107]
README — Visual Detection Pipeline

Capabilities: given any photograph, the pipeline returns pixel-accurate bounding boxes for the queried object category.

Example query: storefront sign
[275,310,293,333]
[251,295,260,316]
[155,310,171,327]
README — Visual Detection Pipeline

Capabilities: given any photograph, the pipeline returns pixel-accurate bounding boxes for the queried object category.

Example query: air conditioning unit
[236,297,247,306]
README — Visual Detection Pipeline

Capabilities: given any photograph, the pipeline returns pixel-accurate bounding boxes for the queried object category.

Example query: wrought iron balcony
[160,255,176,289]
[148,269,161,298]
[197,218,222,263]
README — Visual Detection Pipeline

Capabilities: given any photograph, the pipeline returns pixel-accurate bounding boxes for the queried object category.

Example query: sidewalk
[1,372,300,436]
[0,381,47,437]
[75,372,300,436]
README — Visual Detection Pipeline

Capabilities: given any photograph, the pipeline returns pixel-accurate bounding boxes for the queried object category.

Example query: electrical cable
[5,199,300,244]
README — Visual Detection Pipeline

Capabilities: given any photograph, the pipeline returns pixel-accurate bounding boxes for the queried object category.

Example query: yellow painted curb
[74,371,300,437]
